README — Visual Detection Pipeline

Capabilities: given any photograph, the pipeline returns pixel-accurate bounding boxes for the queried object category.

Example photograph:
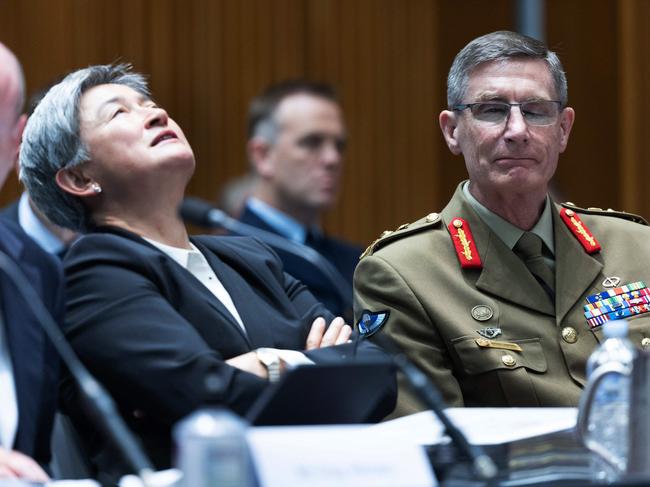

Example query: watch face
[257,348,279,366]
[256,348,282,383]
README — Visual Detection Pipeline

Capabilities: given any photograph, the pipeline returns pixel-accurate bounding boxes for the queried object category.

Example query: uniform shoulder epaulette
[561,202,648,226]
[360,212,442,259]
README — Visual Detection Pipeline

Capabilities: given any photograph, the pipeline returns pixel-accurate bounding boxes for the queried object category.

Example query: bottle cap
[603,319,629,339]
[173,408,248,439]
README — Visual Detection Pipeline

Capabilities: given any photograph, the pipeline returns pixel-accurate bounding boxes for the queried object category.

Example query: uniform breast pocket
[451,336,548,406]
[622,314,650,350]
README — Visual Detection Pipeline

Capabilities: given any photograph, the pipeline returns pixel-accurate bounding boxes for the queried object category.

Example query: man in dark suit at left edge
[0,81,79,257]
[0,41,63,482]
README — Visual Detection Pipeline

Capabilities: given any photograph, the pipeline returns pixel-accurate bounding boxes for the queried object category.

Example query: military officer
[354,30,650,415]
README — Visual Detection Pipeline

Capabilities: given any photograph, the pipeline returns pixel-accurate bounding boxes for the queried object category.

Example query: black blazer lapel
[193,239,276,348]
[96,225,253,347]
[161,242,252,347]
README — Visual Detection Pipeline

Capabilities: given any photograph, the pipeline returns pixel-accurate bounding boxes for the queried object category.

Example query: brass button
[476,338,490,347]
[426,212,439,223]
[453,219,463,228]
[565,209,575,217]
[502,354,516,367]
[397,223,410,230]
[642,337,650,349]
[561,327,578,344]
[380,230,393,238]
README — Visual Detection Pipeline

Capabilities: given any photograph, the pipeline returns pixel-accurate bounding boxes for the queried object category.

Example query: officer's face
[440,59,575,204]
[263,94,346,215]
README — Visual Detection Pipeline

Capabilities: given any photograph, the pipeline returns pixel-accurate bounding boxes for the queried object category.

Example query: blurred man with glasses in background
[354,30,650,415]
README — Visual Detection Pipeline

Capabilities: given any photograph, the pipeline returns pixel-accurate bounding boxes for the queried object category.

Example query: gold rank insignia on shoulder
[447,217,482,269]
[559,208,601,254]
[561,202,649,226]
[360,212,441,259]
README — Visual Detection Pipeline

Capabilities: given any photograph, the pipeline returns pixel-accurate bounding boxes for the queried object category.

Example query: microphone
[369,332,498,481]
[179,197,352,302]
[0,251,156,486]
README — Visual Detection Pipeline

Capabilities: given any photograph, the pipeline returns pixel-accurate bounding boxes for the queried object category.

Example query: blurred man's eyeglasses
[452,101,563,126]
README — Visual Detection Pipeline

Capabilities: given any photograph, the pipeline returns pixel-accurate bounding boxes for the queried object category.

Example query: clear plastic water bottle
[585,319,636,483]
[173,407,256,487]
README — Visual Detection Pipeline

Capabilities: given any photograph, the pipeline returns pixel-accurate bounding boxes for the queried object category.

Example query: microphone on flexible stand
[369,332,498,481]
[179,196,352,302]
[0,251,156,486]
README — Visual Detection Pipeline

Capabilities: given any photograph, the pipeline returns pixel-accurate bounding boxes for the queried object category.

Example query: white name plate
[248,425,436,487]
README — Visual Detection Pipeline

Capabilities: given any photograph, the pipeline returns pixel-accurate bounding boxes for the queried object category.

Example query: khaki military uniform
[354,183,650,416]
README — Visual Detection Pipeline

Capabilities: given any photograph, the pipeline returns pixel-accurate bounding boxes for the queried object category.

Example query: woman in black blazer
[19,64,395,480]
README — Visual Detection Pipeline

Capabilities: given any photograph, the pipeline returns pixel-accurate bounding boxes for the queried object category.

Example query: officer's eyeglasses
[452,101,563,126]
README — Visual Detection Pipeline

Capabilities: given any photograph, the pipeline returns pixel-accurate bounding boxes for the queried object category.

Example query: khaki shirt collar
[462,181,555,256]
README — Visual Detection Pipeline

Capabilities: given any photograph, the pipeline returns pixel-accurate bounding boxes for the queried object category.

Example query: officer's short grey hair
[19,64,149,232]
[447,30,568,108]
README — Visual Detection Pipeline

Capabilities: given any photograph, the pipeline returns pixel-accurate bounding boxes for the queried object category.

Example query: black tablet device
[246,360,395,426]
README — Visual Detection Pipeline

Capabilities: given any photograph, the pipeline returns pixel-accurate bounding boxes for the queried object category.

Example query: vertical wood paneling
[333,0,364,237]
[0,0,648,245]
[618,0,650,217]
[272,0,306,78]
[179,0,218,197]
[118,0,148,69]
[148,1,176,106]
[384,0,410,226]
[307,0,440,242]
[399,0,438,220]
[547,0,620,209]
[435,0,513,204]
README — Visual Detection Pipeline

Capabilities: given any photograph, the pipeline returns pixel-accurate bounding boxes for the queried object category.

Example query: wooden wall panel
[182,0,307,200]
[435,0,514,204]
[306,0,441,242]
[547,0,620,209]
[0,0,648,246]
[618,0,650,218]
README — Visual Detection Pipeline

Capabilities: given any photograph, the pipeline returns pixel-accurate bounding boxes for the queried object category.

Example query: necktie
[514,232,555,301]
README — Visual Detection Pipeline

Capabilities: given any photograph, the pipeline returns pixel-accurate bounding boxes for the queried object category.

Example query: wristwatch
[256,348,282,383]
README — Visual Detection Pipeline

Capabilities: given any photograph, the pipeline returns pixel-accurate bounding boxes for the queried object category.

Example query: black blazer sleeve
[60,228,394,476]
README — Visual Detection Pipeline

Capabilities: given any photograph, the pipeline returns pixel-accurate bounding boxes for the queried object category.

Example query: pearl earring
[91,183,102,194]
